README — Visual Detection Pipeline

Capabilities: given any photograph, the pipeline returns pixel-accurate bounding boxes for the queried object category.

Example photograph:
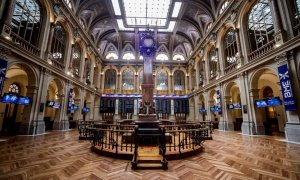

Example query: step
[136,162,165,170]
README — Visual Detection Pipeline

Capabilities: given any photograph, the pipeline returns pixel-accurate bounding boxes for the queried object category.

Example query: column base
[285,123,300,143]
[169,115,175,121]
[19,120,45,135]
[241,122,265,135]
[132,115,138,120]
[114,114,121,121]
[53,120,69,130]
[218,121,234,131]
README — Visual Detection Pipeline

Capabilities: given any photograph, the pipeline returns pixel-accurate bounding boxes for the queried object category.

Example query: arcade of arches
[0,0,300,178]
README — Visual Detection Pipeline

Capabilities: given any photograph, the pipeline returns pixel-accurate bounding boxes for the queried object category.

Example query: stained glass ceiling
[111,0,182,32]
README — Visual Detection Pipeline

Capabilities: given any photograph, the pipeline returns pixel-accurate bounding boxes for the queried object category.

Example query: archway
[251,68,285,135]
[0,63,37,135]
[224,82,242,131]
[44,78,64,130]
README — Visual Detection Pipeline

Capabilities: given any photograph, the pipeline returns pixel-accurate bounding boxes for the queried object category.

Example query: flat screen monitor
[17,96,31,105]
[52,102,61,109]
[82,107,90,113]
[233,103,242,109]
[46,100,55,107]
[1,93,18,104]
[227,104,234,109]
[210,106,219,112]
[266,97,282,106]
[199,108,206,113]
[255,99,268,108]
[70,105,79,111]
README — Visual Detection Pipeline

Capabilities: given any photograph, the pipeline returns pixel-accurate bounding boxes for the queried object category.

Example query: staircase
[132,151,168,170]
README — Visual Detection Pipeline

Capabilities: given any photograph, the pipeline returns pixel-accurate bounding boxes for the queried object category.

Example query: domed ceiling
[66,0,227,62]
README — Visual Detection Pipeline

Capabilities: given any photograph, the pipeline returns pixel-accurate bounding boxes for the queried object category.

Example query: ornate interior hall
[0,0,300,178]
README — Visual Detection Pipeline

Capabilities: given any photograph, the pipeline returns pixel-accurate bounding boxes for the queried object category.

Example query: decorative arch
[249,66,278,90]
[173,44,187,59]
[6,62,38,87]
[122,43,136,60]
[105,43,119,60]
[156,44,170,60]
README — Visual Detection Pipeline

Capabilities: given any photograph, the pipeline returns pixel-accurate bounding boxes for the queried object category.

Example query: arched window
[174,71,185,91]
[209,47,218,78]
[122,69,134,90]
[219,1,229,15]
[64,0,72,9]
[223,29,238,68]
[156,70,168,90]
[104,69,116,89]
[51,23,67,65]
[9,83,20,94]
[11,0,42,46]
[248,0,274,52]
[156,53,169,61]
[139,70,143,90]
[106,52,118,60]
[206,23,212,33]
[122,52,135,60]
[173,54,185,61]
[292,0,300,35]
[72,44,81,77]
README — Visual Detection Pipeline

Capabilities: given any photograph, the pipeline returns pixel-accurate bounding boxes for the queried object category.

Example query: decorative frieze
[0,45,12,59]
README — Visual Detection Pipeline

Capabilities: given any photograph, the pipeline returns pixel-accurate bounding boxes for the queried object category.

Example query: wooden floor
[0,130,300,180]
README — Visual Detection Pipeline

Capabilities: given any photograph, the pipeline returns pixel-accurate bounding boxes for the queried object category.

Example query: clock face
[144,38,154,47]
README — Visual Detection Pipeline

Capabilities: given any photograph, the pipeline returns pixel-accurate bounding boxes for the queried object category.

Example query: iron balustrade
[11,32,40,56]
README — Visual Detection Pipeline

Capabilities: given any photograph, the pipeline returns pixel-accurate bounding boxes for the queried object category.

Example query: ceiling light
[111,0,121,15]
[171,2,182,18]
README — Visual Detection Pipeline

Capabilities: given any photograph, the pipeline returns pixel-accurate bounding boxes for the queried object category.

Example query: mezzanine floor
[0,130,299,180]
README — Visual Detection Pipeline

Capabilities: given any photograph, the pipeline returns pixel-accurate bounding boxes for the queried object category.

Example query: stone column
[195,64,200,89]
[188,98,195,121]
[269,0,286,44]
[89,93,95,120]
[133,99,138,120]
[46,23,55,60]
[0,0,16,38]
[114,98,120,121]
[216,48,224,77]
[208,100,215,123]
[235,29,244,66]
[89,60,95,87]
[275,52,300,143]
[203,91,210,122]
[223,95,234,131]
[169,99,175,120]
[77,90,85,121]
[52,94,67,130]
[194,96,200,121]
[249,89,265,135]
[169,74,173,94]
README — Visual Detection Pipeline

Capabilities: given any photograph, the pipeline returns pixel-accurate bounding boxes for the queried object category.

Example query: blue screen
[1,94,18,103]
[70,105,79,111]
[255,99,268,108]
[266,97,282,106]
[17,96,31,105]
[210,106,220,112]
[199,108,206,113]
[227,104,234,109]
[53,102,61,109]
[233,103,242,109]
[46,100,55,107]
[82,107,90,112]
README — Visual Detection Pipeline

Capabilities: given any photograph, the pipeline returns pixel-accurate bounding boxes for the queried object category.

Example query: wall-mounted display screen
[52,102,61,109]
[227,103,242,110]
[70,105,79,111]
[17,96,31,105]
[210,106,220,112]
[1,93,19,104]
[82,107,90,113]
[255,99,268,108]
[266,97,282,106]
[199,108,206,113]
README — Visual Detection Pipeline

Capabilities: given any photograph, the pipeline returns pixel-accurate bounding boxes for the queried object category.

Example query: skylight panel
[171,2,182,18]
[117,19,134,31]
[111,0,121,16]
[159,21,176,32]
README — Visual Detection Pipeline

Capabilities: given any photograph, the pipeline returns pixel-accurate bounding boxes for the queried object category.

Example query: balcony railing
[224,62,237,74]
[50,58,65,70]
[11,32,40,56]
[248,40,276,61]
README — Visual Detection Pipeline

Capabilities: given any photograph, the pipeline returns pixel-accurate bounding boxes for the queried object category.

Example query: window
[209,47,218,78]
[156,53,168,61]
[248,0,274,52]
[106,52,118,60]
[219,1,229,15]
[51,23,67,64]
[292,0,300,35]
[122,69,134,90]
[206,23,212,33]
[173,54,185,61]
[223,29,238,67]
[174,71,185,91]
[64,0,72,9]
[11,0,41,46]
[9,83,20,94]
[156,70,168,90]
[72,44,81,77]
[104,69,116,89]
[122,52,135,60]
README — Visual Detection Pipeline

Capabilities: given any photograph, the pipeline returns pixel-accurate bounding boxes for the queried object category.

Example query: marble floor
[0,129,299,180]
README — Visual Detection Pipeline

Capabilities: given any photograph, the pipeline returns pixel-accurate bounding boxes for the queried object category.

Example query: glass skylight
[122,0,171,27]
[171,2,182,17]
[111,0,121,15]
[158,21,176,32]
[117,19,134,31]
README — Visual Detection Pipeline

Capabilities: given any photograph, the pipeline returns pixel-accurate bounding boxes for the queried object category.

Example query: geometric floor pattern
[0,130,299,180]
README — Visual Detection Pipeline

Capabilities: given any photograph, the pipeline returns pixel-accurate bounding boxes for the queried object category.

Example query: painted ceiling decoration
[65,0,228,62]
